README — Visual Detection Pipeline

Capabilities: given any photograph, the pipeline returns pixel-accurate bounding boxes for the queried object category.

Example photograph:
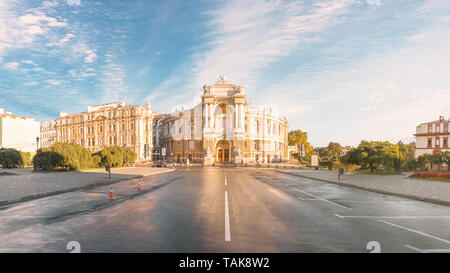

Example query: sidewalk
[0,167,174,206]
[277,169,450,206]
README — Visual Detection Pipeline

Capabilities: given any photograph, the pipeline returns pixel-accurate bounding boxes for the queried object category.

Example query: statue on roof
[216,74,230,84]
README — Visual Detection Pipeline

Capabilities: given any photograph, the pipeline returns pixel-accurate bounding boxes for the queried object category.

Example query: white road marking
[331,200,418,204]
[295,189,351,210]
[225,191,231,242]
[379,220,450,245]
[225,176,227,186]
[335,214,450,219]
[404,244,428,253]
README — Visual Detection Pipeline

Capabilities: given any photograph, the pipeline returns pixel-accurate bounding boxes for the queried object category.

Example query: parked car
[154,161,162,168]
[127,163,136,167]
[164,159,174,168]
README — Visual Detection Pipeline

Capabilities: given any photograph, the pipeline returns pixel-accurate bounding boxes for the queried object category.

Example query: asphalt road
[1,167,450,253]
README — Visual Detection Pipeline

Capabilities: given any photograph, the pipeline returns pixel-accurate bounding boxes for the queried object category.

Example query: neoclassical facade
[56,101,154,161]
[415,115,449,158]
[155,76,289,164]
[40,120,57,148]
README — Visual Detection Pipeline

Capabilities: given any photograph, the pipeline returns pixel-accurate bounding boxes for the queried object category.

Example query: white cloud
[83,49,97,63]
[3,62,19,69]
[191,0,355,86]
[0,2,68,58]
[66,0,81,6]
[153,0,356,112]
[46,33,74,47]
[46,79,62,85]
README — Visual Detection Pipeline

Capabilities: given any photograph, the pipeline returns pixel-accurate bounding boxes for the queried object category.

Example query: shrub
[99,146,137,167]
[50,142,94,171]
[33,151,63,171]
[0,148,23,169]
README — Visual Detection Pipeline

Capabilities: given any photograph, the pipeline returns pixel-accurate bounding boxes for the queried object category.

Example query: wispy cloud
[3,62,20,70]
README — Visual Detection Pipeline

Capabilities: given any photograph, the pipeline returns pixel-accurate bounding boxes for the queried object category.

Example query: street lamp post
[36,137,40,152]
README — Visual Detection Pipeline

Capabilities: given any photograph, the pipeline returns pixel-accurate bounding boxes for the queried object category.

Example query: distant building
[155,75,289,164]
[340,146,352,156]
[56,101,154,161]
[288,145,298,161]
[40,120,57,148]
[0,108,40,152]
[414,115,449,158]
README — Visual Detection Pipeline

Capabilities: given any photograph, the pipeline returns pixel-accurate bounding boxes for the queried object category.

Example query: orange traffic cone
[108,186,115,200]
[137,179,143,191]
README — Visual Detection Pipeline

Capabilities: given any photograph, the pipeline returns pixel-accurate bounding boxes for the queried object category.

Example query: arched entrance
[216,140,230,162]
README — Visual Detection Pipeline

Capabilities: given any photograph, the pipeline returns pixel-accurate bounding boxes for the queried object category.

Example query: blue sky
[1,0,449,147]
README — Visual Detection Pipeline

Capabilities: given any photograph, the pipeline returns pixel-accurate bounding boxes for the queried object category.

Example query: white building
[414,115,450,158]
[40,120,57,148]
[155,75,289,164]
[0,108,40,153]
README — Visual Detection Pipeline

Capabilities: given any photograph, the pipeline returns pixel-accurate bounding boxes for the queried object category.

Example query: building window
[445,123,448,132]
[428,138,432,148]
[436,124,440,133]
[428,124,432,133]
[436,137,440,147]
[443,137,448,148]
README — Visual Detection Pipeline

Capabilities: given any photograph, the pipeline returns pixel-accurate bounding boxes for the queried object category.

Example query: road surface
[1,167,450,253]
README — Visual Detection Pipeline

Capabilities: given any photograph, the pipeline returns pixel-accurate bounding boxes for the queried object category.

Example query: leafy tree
[20,152,32,167]
[430,152,445,170]
[33,151,63,171]
[341,141,401,173]
[416,154,430,171]
[316,142,342,170]
[99,146,137,167]
[0,148,23,168]
[92,154,102,167]
[50,142,94,171]
[443,151,450,171]
[288,130,314,163]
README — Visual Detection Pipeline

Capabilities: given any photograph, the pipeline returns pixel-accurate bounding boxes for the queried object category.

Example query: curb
[276,170,450,207]
[0,169,175,207]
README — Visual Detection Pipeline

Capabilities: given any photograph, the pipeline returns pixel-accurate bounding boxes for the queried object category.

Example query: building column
[210,104,214,129]
[205,103,209,129]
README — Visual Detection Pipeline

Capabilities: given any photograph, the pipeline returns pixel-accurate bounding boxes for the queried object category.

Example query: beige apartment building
[40,120,57,148]
[414,115,450,158]
[56,101,154,161]
[155,76,289,164]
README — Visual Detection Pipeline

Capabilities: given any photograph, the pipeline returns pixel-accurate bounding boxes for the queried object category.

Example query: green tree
[0,148,23,169]
[341,141,401,173]
[288,130,314,163]
[443,151,450,171]
[92,154,102,167]
[99,146,137,167]
[50,142,94,170]
[416,154,431,171]
[430,152,445,170]
[33,151,63,171]
[316,142,342,170]
[20,152,32,167]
